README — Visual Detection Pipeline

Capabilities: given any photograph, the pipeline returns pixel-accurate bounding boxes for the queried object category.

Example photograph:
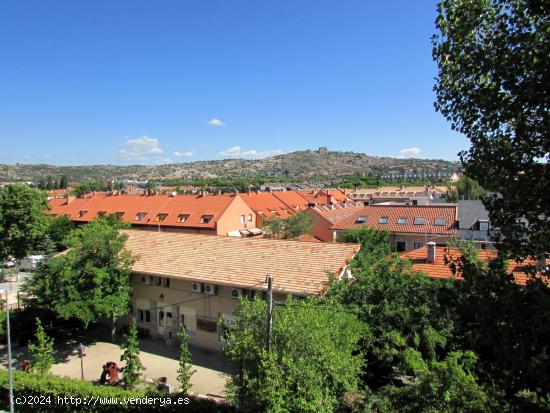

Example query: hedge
[0,370,235,412]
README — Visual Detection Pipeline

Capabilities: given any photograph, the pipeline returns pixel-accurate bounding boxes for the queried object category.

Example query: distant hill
[0,149,458,182]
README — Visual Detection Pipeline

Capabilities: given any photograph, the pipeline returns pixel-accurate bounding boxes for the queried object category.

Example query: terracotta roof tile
[122,230,360,295]
[329,204,457,234]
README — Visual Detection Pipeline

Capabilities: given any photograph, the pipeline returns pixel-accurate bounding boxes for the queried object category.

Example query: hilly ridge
[0,149,458,182]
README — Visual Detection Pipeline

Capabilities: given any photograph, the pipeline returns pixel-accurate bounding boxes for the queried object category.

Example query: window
[434,217,446,226]
[397,217,407,225]
[156,213,168,222]
[163,277,170,288]
[158,310,165,327]
[135,212,147,221]
[356,215,367,224]
[180,314,185,327]
[413,241,424,250]
[201,215,213,224]
[413,217,426,225]
[141,276,148,285]
[138,309,151,323]
[197,318,218,333]
[479,220,489,231]
[151,276,161,286]
[115,212,124,218]
[166,312,172,319]
[247,214,253,222]
[97,211,107,218]
[379,216,389,224]
[78,210,87,218]
[240,215,245,224]
[396,241,407,252]
[177,214,190,223]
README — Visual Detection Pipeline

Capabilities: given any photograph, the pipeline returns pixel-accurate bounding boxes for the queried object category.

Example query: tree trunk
[111,318,117,343]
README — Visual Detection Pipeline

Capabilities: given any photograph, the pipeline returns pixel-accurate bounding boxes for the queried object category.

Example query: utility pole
[266,276,273,351]
[1,290,14,413]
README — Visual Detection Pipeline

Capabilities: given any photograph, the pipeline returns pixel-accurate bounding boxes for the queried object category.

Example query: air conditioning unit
[191,282,203,293]
[204,284,217,295]
[231,288,243,299]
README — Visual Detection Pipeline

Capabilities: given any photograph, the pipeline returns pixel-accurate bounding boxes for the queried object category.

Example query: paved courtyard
[1,333,230,398]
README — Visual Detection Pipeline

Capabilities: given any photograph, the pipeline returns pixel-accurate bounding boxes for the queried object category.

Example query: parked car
[19,255,45,271]
[3,259,16,269]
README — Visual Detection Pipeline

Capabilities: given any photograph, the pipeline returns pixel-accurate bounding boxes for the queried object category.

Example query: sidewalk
[1,336,230,398]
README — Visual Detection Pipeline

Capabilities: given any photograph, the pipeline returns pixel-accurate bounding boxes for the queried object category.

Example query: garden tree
[59,174,69,189]
[263,211,314,239]
[0,184,49,261]
[433,0,550,260]
[370,351,497,413]
[176,324,195,394]
[26,218,136,340]
[72,180,106,197]
[46,215,74,252]
[223,296,365,413]
[120,320,144,389]
[28,318,55,374]
[329,228,455,387]
[446,240,550,409]
[445,176,486,202]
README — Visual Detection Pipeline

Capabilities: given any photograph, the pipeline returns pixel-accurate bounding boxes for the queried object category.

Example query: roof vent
[427,242,436,263]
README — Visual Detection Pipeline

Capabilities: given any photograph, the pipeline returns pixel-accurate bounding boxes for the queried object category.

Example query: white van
[19,255,45,271]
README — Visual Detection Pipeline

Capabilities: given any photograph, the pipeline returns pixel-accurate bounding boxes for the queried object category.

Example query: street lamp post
[1,289,15,413]
[78,343,85,380]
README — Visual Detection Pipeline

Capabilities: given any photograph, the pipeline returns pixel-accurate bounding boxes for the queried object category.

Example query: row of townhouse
[47,189,351,236]
[117,230,359,350]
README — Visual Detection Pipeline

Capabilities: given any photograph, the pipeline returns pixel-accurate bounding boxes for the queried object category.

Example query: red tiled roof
[240,192,296,218]
[272,191,310,211]
[47,193,238,228]
[402,246,548,286]
[297,189,350,205]
[329,204,457,234]
[122,230,360,295]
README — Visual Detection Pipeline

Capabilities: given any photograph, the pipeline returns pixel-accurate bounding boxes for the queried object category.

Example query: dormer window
[97,211,107,218]
[413,217,426,225]
[115,212,124,218]
[178,214,190,223]
[78,210,87,218]
[434,217,446,226]
[135,212,147,221]
[397,217,407,225]
[356,215,367,224]
[478,220,489,231]
[201,215,213,224]
[156,213,168,222]
[379,216,389,224]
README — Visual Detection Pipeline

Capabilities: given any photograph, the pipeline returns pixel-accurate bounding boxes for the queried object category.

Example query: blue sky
[0,1,468,165]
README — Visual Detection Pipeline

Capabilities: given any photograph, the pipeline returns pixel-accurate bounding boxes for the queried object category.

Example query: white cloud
[39,154,53,161]
[173,150,196,157]
[208,117,224,127]
[399,147,421,158]
[114,135,163,161]
[218,146,284,159]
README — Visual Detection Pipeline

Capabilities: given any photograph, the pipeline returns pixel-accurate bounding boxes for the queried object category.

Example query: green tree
[120,320,144,389]
[28,318,55,374]
[433,0,550,260]
[445,176,486,202]
[26,218,136,340]
[176,324,195,394]
[0,184,49,261]
[59,175,69,189]
[370,351,497,413]
[46,215,74,251]
[223,296,365,413]
[263,211,314,240]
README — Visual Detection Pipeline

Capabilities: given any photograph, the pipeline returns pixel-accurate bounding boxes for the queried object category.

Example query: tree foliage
[223,296,365,413]
[263,211,314,239]
[176,324,195,394]
[120,320,144,390]
[0,184,49,260]
[433,0,550,259]
[28,318,55,374]
[445,176,486,202]
[26,218,136,327]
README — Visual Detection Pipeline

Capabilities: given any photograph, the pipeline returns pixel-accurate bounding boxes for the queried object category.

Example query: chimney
[65,195,76,204]
[427,242,436,263]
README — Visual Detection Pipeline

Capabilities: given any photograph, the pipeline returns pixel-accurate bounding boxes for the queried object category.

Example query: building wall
[306,211,334,242]
[123,273,285,351]
[332,230,454,251]
[216,196,257,235]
